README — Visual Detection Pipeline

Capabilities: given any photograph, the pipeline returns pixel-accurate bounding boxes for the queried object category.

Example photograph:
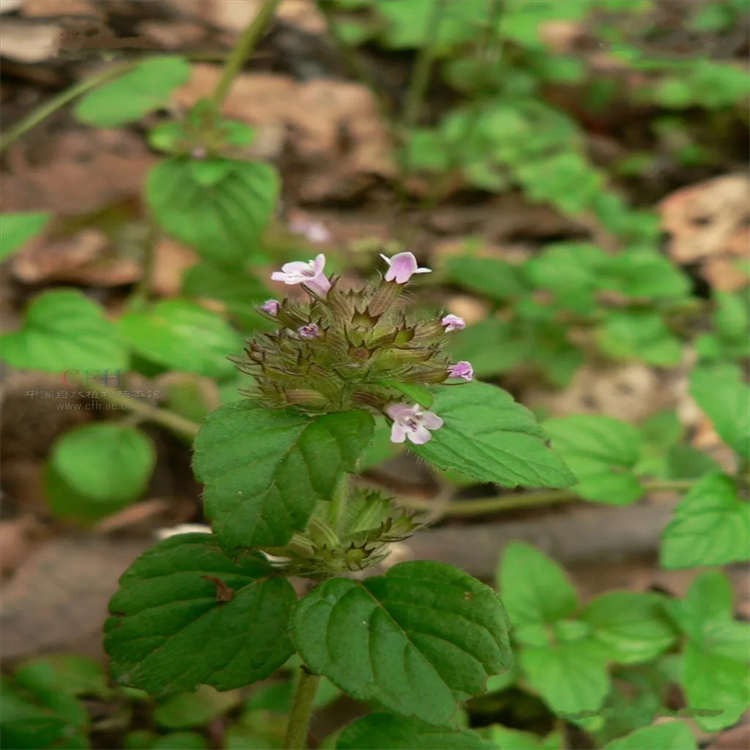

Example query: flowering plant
[103,248,575,748]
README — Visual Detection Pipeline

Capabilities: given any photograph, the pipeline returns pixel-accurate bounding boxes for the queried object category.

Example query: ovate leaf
[75,57,190,126]
[0,211,52,261]
[579,592,677,664]
[660,473,750,569]
[445,257,528,302]
[407,381,575,489]
[498,542,577,626]
[293,561,512,728]
[119,299,242,378]
[602,721,697,750]
[147,157,279,268]
[193,402,374,550]
[597,310,682,366]
[336,714,495,750]
[105,534,296,694]
[543,415,643,504]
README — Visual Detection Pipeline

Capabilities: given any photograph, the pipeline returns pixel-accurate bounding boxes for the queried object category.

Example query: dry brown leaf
[0,19,60,62]
[659,174,750,291]
[163,0,263,34]
[277,0,325,34]
[0,129,157,217]
[136,19,206,49]
[151,236,199,297]
[706,723,750,750]
[0,515,49,578]
[20,0,99,16]
[93,499,172,534]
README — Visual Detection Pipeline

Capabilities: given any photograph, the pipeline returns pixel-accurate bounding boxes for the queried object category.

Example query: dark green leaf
[336,714,495,749]
[664,445,720,480]
[193,402,374,549]
[543,415,643,504]
[119,299,242,378]
[153,685,240,729]
[498,542,577,626]
[105,534,296,694]
[0,212,52,261]
[75,57,190,126]
[1,290,128,372]
[13,656,107,698]
[660,473,750,568]
[150,732,209,750]
[408,382,576,489]
[147,158,279,268]
[293,561,512,727]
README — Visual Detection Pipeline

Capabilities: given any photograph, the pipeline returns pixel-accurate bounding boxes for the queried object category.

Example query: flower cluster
[235,252,472,445]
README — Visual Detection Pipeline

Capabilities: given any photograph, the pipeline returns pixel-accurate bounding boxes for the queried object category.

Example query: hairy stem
[130,217,161,306]
[86,382,200,440]
[284,667,321,750]
[212,0,280,106]
[0,60,138,153]
[398,480,696,518]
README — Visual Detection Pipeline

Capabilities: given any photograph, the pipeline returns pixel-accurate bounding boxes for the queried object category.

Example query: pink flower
[448,361,473,381]
[441,314,466,332]
[271,254,331,296]
[191,146,207,159]
[260,299,280,315]
[385,403,443,445]
[298,323,319,339]
[380,252,431,284]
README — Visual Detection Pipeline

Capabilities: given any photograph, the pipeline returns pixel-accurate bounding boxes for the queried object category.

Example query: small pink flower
[271,254,331,296]
[448,361,473,381]
[191,146,207,159]
[298,323,319,339]
[260,299,280,315]
[385,403,443,445]
[380,252,431,284]
[441,314,466,332]
[289,218,332,244]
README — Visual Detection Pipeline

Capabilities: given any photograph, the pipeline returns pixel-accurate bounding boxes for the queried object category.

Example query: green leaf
[602,722,697,750]
[13,656,107,699]
[147,158,279,268]
[193,401,374,549]
[481,725,563,750]
[0,211,52,261]
[543,415,643,504]
[448,319,526,379]
[1,290,128,373]
[520,639,610,717]
[150,732,209,750]
[579,592,677,664]
[75,57,190,126]
[713,291,749,341]
[336,714,495,749]
[407,381,576,489]
[660,473,750,568]
[153,685,241,729]
[46,424,156,522]
[292,561,512,727]
[119,299,242,378]
[664,445,720,480]
[358,417,403,470]
[689,368,750,457]
[597,310,682,366]
[381,382,434,409]
[104,534,296,694]
[498,542,577,626]
[445,257,528,302]
[181,263,274,332]
[602,249,691,300]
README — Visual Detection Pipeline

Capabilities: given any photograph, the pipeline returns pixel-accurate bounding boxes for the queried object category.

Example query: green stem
[398,480,696,518]
[284,667,321,750]
[212,0,280,106]
[0,60,138,153]
[328,474,351,535]
[86,382,200,440]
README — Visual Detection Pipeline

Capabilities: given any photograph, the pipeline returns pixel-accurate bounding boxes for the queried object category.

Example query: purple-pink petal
[381,252,431,284]
[441,314,466,332]
[421,410,444,429]
[449,361,474,381]
[390,422,408,443]
[261,299,280,314]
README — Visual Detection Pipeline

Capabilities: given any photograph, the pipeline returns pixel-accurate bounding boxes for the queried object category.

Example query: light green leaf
[147,157,279,268]
[46,424,155,522]
[482,725,563,750]
[597,310,682,366]
[193,401,374,549]
[358,417,403,470]
[14,656,107,699]
[293,561,512,728]
[1,290,128,372]
[660,473,750,568]
[0,211,52,261]
[336,714,495,749]
[602,249,691,300]
[153,685,241,729]
[104,534,296,694]
[498,542,577,626]
[603,722,697,750]
[445,257,528,302]
[448,319,526,379]
[119,299,242,378]
[713,291,749,341]
[689,368,750,457]
[407,381,576,489]
[580,592,677,664]
[543,415,643,504]
[520,639,610,717]
[75,57,190,126]
[381,382,434,409]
